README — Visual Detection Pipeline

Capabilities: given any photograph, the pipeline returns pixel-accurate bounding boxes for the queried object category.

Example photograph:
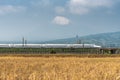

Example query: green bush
[50,50,56,54]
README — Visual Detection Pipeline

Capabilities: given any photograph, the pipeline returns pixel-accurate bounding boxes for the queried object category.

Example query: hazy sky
[0,0,120,41]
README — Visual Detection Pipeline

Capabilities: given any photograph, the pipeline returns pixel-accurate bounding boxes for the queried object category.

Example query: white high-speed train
[0,44,101,48]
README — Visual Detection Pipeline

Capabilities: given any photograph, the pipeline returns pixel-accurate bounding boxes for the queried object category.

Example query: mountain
[0,31,120,48]
[41,31,120,48]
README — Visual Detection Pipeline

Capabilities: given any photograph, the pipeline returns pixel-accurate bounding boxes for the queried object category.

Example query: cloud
[0,5,26,15]
[69,0,113,7]
[52,16,70,25]
[67,0,115,15]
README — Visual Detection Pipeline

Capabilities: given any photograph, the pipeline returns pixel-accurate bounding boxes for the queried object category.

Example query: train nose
[94,45,101,48]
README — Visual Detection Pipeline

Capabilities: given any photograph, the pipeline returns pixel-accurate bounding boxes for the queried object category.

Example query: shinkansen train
[0,44,101,48]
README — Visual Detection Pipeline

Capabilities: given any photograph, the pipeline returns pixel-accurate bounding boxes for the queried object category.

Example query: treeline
[0,48,120,54]
[0,48,100,54]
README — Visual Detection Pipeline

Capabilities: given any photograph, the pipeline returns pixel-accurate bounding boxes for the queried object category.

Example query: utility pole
[25,40,27,44]
[25,40,27,46]
[22,37,25,47]
[76,35,81,44]
[76,35,79,44]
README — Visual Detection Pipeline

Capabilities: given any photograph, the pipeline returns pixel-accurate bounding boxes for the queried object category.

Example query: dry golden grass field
[0,54,120,80]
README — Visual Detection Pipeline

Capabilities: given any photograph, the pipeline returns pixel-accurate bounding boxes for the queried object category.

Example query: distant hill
[41,31,120,48]
[0,31,120,48]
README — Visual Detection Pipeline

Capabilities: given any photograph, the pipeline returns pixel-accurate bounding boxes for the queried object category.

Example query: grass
[0,54,120,80]
[1,53,120,57]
